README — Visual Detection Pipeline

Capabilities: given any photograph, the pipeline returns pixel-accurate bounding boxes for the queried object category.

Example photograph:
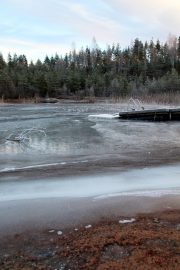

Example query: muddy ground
[0,210,179,270]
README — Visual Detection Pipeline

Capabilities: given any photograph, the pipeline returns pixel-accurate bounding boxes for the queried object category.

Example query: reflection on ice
[0,165,180,202]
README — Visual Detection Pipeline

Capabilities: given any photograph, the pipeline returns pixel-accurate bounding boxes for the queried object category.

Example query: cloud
[0,37,71,62]
[60,2,123,43]
[1,0,126,59]
[4,0,123,43]
[1,0,180,61]
[102,0,180,39]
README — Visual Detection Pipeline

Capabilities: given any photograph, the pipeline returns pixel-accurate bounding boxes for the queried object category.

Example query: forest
[0,36,180,101]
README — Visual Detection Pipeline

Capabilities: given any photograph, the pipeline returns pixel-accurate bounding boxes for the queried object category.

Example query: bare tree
[167,33,177,68]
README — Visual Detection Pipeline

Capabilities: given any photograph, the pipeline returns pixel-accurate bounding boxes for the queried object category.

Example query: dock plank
[119,108,180,121]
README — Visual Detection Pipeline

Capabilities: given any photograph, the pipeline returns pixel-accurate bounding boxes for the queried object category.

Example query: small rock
[153,218,159,223]
[176,224,180,230]
[57,231,63,235]
[74,228,78,231]
[3,254,9,258]
[101,244,130,260]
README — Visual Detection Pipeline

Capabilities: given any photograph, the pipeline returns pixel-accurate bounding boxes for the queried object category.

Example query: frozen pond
[0,103,180,199]
[0,103,180,175]
[0,103,180,234]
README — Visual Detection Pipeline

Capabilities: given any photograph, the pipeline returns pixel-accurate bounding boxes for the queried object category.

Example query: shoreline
[1,163,180,237]
[0,170,180,270]
[1,96,180,105]
[0,193,180,236]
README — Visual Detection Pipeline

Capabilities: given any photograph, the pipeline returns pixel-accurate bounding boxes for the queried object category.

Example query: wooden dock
[119,108,180,121]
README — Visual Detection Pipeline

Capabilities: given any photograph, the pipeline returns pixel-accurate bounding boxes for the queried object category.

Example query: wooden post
[169,111,172,120]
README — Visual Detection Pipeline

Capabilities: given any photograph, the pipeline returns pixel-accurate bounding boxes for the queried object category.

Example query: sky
[0,0,180,62]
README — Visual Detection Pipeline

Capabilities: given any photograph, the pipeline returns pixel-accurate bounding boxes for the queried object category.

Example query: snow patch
[49,230,55,233]
[85,224,92,229]
[119,218,135,224]
[0,160,91,173]
[0,167,16,172]
[88,114,119,119]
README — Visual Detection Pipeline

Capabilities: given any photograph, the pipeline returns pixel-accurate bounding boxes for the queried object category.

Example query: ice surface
[1,103,180,204]
[1,103,180,172]
[0,165,180,202]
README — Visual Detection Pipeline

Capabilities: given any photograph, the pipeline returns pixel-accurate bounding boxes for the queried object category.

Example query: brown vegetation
[0,210,179,270]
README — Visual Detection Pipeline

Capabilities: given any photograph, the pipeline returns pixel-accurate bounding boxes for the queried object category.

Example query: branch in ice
[6,128,46,144]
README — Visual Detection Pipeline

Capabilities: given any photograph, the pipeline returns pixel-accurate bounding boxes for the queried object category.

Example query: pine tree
[0,53,6,70]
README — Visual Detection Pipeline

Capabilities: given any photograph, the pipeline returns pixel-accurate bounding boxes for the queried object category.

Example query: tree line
[0,36,180,100]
